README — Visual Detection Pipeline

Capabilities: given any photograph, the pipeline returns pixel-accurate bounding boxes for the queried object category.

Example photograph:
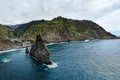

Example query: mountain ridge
[13,16,117,43]
[0,16,118,50]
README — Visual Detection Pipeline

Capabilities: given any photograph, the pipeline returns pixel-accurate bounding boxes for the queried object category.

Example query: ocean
[0,39,120,80]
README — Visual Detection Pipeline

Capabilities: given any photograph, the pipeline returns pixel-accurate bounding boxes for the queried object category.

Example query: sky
[0,0,120,33]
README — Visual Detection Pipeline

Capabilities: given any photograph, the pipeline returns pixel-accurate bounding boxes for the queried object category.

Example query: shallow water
[0,39,120,80]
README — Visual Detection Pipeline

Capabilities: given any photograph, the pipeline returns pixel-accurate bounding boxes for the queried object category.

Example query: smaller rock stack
[25,47,29,54]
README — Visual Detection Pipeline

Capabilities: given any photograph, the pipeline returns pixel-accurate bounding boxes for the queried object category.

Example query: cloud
[96,9,120,31]
[0,0,119,31]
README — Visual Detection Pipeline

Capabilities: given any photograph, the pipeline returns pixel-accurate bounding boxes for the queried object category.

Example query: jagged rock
[25,47,29,54]
[29,34,52,65]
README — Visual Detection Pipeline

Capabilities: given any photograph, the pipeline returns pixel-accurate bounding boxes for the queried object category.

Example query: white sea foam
[45,62,58,68]
[46,42,68,46]
[0,48,24,54]
[60,42,68,44]
[84,39,90,42]
[2,58,11,63]
[46,43,57,46]
[0,49,17,54]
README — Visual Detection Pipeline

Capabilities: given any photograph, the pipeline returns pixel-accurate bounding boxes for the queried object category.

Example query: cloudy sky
[0,0,120,32]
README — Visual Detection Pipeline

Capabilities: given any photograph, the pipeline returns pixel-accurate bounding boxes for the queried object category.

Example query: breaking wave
[45,62,58,68]
[0,48,24,54]
[84,39,90,42]
[1,58,11,63]
[46,43,57,46]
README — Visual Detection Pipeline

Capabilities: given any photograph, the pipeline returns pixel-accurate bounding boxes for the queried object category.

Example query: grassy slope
[16,17,116,42]
[0,25,17,39]
[0,25,17,50]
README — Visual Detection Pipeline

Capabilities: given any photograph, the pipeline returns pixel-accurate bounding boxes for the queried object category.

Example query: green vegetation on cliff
[0,25,17,39]
[0,16,117,50]
[0,25,17,50]
[16,16,116,43]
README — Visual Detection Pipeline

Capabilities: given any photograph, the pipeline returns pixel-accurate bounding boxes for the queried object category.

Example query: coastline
[0,46,30,54]
[0,40,70,54]
[0,38,119,54]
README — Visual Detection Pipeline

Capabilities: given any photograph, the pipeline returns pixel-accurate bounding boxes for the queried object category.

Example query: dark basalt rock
[29,34,52,65]
[25,47,29,54]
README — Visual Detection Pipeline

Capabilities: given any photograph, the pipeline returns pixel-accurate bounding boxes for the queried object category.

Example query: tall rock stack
[29,34,52,65]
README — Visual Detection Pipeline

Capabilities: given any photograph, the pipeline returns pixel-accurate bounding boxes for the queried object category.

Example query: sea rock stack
[29,34,52,65]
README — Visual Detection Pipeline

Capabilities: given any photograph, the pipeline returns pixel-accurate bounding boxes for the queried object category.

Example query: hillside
[15,16,117,43]
[0,25,17,50]
[15,22,34,36]
[0,25,17,39]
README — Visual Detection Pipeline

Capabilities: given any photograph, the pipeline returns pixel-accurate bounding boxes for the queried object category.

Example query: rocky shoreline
[0,17,119,52]
[0,45,31,54]
[0,38,119,52]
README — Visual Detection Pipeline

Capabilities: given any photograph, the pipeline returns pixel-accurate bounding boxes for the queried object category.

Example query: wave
[0,49,18,54]
[46,43,57,46]
[0,48,25,54]
[46,42,68,46]
[84,39,90,42]
[60,42,68,44]
[1,58,11,63]
[45,62,58,68]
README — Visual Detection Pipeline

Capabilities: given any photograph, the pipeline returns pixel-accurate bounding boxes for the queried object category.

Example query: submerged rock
[29,34,52,65]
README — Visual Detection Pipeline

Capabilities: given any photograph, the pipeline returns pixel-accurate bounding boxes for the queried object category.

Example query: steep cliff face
[0,25,16,50]
[16,16,117,43]
[29,34,52,65]
[0,38,13,51]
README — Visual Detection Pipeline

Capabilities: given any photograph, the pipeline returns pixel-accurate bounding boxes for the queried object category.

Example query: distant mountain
[0,25,16,50]
[15,22,36,36]
[8,25,19,29]
[15,16,117,43]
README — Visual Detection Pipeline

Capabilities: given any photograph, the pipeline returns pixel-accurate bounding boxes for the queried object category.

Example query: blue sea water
[0,39,120,80]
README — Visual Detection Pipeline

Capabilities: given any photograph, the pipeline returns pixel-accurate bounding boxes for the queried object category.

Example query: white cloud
[0,0,119,32]
[96,8,120,31]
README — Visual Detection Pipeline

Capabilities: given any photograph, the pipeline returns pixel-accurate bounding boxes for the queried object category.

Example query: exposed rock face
[0,38,14,51]
[0,25,16,51]
[29,34,52,65]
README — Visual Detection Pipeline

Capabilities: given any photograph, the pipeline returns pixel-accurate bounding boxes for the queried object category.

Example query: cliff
[0,25,17,50]
[15,16,117,43]
[0,16,118,51]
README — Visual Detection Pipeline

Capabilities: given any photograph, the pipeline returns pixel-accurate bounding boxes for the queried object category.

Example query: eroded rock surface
[29,34,52,65]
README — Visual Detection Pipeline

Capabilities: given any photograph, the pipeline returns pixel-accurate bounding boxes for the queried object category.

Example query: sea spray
[46,42,68,46]
[1,58,11,63]
[44,62,58,68]
[46,43,57,46]
[84,39,90,42]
